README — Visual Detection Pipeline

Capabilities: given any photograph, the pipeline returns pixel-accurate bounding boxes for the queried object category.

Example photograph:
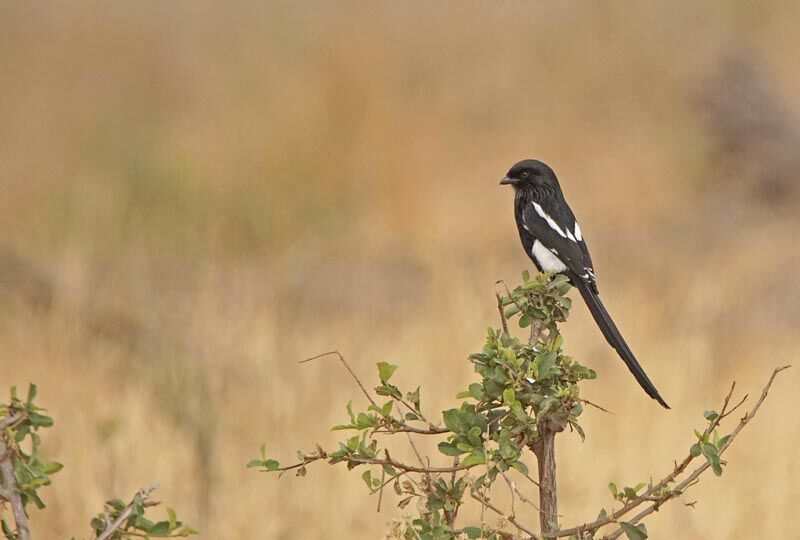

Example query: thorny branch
[556,365,790,539]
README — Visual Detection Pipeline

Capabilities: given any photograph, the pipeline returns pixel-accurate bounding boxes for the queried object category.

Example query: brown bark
[0,428,31,540]
[532,421,558,538]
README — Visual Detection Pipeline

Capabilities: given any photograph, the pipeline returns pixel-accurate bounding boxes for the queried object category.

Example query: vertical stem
[0,431,32,540]
[533,423,558,538]
[529,316,557,537]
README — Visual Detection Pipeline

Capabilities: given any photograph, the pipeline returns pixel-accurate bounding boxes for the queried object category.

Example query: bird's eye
[520,171,530,179]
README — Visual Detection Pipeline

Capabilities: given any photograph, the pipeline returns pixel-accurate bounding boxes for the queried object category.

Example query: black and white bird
[500,159,669,408]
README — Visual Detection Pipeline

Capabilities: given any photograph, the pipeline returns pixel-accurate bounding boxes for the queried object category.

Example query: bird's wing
[521,200,598,292]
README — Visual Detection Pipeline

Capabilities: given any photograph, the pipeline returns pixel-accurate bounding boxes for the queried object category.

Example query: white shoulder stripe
[532,202,567,239]
[574,222,582,241]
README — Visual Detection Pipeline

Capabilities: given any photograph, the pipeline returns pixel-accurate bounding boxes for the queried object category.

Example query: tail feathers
[574,280,670,409]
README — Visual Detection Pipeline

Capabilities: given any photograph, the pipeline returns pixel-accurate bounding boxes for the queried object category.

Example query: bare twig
[302,351,442,435]
[0,426,30,540]
[96,483,160,540]
[471,491,540,540]
[300,351,379,408]
[376,466,386,512]
[579,399,613,415]
[557,365,790,538]
[373,425,448,435]
[496,289,510,336]
[501,470,541,512]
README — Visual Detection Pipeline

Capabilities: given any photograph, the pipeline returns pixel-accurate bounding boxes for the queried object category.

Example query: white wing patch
[531,240,567,273]
[532,202,578,243]
[532,202,566,239]
[574,222,582,241]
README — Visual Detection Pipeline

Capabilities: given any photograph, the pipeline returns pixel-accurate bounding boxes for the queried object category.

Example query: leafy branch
[86,484,198,540]
[0,384,61,540]
[0,385,198,540]
[557,364,790,540]
[250,271,790,540]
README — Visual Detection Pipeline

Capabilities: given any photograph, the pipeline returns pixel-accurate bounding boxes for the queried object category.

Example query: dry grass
[1,2,799,538]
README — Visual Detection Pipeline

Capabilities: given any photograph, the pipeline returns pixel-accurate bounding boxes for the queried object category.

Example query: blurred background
[1,1,799,538]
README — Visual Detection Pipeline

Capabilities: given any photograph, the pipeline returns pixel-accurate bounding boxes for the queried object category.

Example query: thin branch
[0,412,24,431]
[0,427,30,540]
[302,351,442,435]
[557,365,790,538]
[373,425,449,435]
[501,470,541,512]
[601,365,790,540]
[263,451,479,475]
[376,467,386,512]
[96,484,159,540]
[300,351,379,408]
[471,491,540,540]
[579,399,613,415]
[496,289,510,336]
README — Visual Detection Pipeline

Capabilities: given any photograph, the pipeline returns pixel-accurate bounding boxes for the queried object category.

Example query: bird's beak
[499,176,515,185]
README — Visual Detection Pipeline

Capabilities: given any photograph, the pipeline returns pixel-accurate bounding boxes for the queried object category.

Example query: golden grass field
[1,2,799,538]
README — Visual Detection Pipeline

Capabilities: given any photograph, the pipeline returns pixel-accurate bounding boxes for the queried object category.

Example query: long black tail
[573,279,670,409]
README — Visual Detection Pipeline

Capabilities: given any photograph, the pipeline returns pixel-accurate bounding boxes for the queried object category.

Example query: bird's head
[499,159,558,189]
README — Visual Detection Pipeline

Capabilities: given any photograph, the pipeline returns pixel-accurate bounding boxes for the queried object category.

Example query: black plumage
[500,159,669,408]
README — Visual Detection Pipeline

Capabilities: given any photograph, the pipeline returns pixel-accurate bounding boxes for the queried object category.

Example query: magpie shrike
[500,159,669,408]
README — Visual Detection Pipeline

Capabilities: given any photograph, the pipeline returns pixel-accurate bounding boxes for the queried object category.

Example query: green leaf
[608,482,618,498]
[362,470,373,489]
[377,362,399,383]
[620,521,648,539]
[462,453,486,466]
[41,461,63,475]
[462,526,482,539]
[167,507,177,530]
[177,525,199,536]
[703,410,719,422]
[534,351,558,380]
[147,521,172,535]
[28,412,53,427]
[689,443,701,457]
[519,313,532,328]
[510,460,529,475]
[26,384,37,405]
[437,442,465,456]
